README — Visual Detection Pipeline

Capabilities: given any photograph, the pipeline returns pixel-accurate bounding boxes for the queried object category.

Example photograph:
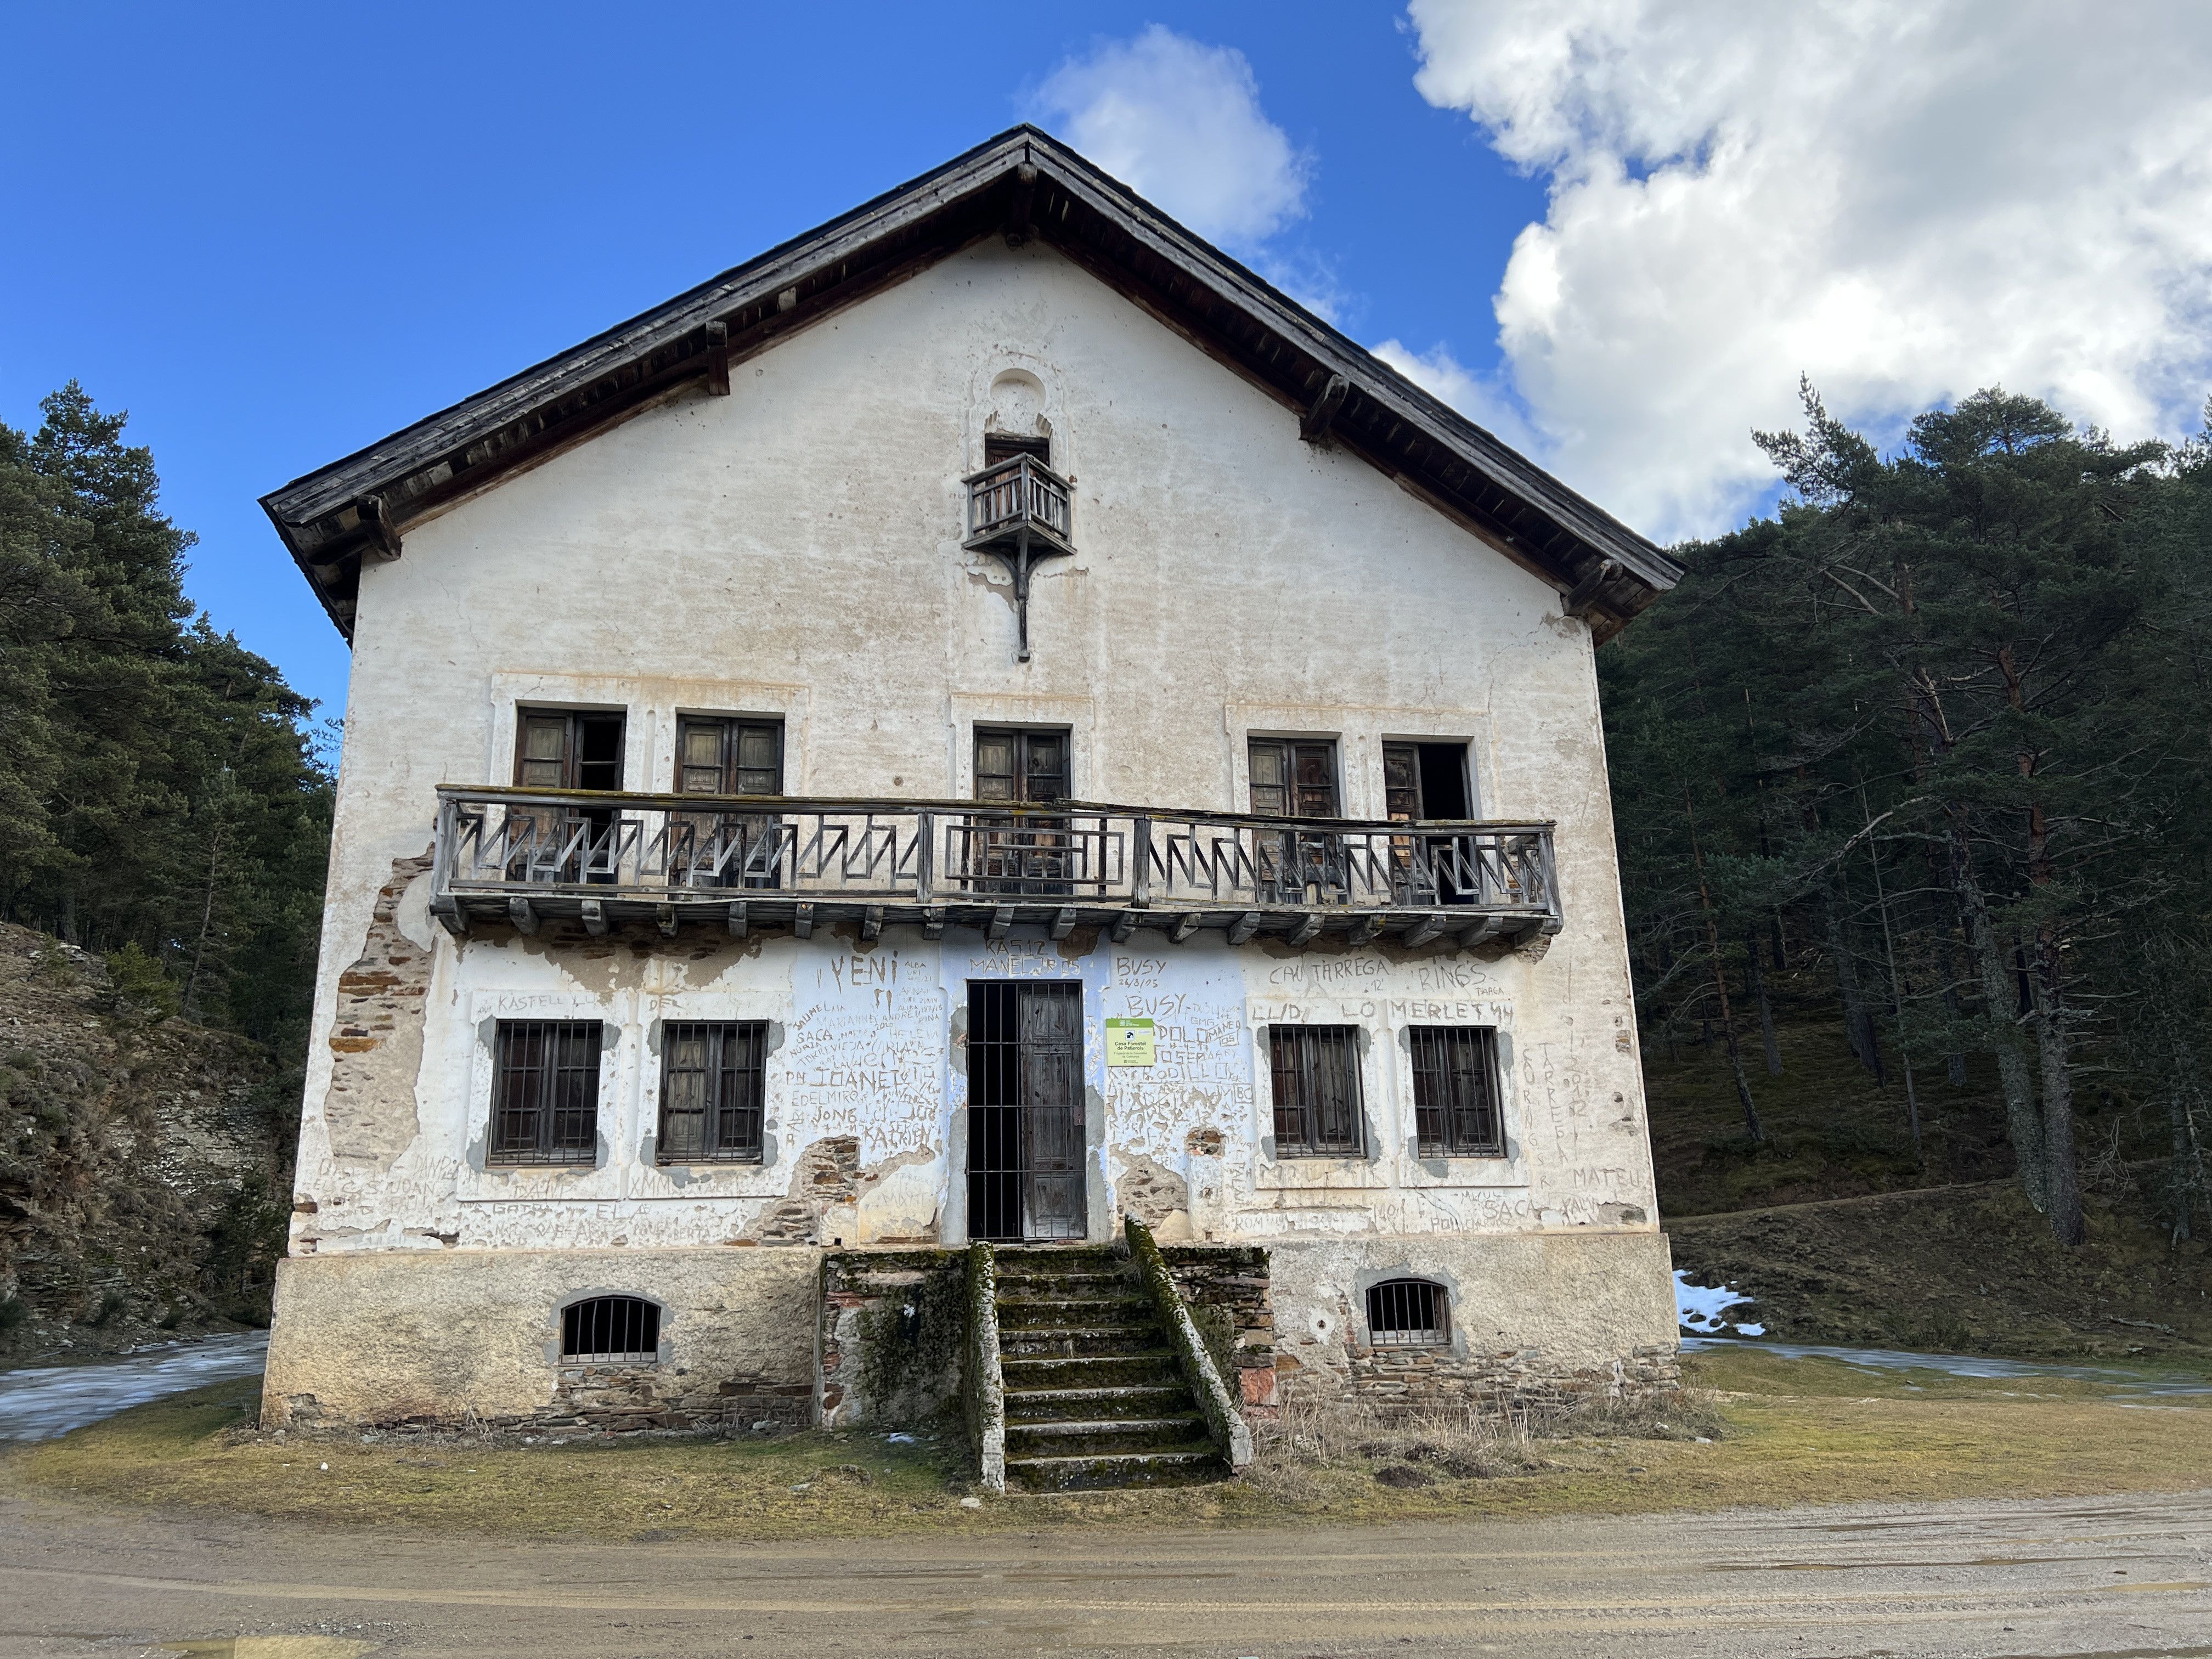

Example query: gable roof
[262,125,1678,642]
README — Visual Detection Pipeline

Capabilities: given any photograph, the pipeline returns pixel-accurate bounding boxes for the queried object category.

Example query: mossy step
[1005,1416,1212,1459]
[1005,1448,1226,1492]
[993,1273,1134,1294]
[999,1327,1170,1358]
[995,1302,1154,1331]
[1000,1352,1182,1389]
[1003,1383,1191,1421]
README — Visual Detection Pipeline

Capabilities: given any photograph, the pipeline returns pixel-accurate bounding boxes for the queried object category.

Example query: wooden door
[966,981,1085,1242]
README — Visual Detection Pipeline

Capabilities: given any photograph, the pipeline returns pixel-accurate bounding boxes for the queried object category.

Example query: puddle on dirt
[0,1333,268,1440]
[157,1641,372,1658]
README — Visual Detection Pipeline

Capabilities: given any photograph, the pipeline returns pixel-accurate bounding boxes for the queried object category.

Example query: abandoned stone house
[255,128,1682,1486]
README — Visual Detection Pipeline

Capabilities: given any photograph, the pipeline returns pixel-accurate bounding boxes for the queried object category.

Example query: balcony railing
[963,454,1073,557]
[427,787,1562,947]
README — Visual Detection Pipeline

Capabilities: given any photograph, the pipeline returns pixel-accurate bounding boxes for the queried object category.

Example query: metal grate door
[967,981,1085,1242]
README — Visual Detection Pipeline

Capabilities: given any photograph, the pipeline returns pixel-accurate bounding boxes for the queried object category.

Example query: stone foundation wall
[1266,1229,1681,1416]
[261,1245,820,1434]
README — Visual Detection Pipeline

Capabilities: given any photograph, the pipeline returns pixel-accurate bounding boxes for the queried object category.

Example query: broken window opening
[1269,1024,1363,1156]
[1409,1026,1505,1157]
[490,1019,603,1166]
[1384,741,1475,905]
[512,708,627,884]
[967,980,1085,1242]
[984,432,1051,467]
[1366,1279,1449,1348]
[561,1294,661,1362]
[657,1020,767,1164]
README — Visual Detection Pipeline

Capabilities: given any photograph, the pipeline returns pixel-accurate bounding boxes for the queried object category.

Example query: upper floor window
[1269,1024,1363,1156]
[678,715,782,797]
[1382,741,1471,821]
[657,1020,767,1163]
[490,1019,602,1166]
[516,709,625,792]
[1409,1026,1505,1157]
[975,726,1069,804]
[1248,738,1338,819]
[984,432,1051,467]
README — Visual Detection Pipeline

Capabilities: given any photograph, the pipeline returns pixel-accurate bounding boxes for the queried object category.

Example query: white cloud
[1406,1,2212,542]
[1030,26,1311,250]
[1370,338,1537,453]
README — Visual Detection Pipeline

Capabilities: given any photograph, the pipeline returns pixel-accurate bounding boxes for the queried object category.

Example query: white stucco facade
[262,236,1675,1430]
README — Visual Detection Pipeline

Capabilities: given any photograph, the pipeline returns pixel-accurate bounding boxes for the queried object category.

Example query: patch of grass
[15,1356,2212,1539]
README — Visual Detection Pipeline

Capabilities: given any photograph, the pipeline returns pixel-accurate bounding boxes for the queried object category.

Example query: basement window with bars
[1269,1024,1364,1156]
[1366,1279,1450,1348]
[561,1295,661,1363]
[1408,1026,1506,1157]
[489,1020,603,1166]
[656,1021,766,1163]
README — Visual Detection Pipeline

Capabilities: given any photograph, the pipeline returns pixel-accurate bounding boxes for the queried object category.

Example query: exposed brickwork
[817,1249,968,1426]
[1160,1243,1279,1416]
[748,1135,863,1244]
[320,849,435,1169]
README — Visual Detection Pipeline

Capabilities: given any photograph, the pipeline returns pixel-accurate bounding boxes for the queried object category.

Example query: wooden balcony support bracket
[1300,374,1350,444]
[988,905,1014,941]
[1049,906,1077,940]
[1288,913,1322,947]
[862,905,885,941]
[1402,915,1444,949]
[430,896,468,939]
[725,900,748,939]
[656,904,679,939]
[1352,915,1385,945]
[1110,910,1138,943]
[507,897,539,936]
[922,907,947,939]
[579,899,608,937]
[1170,912,1203,945]
[1228,911,1262,945]
[793,903,816,940]
[703,319,731,397]
[1457,916,1503,951]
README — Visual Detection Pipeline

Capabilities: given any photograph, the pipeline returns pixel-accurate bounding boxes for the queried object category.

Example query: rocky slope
[0,923,292,1363]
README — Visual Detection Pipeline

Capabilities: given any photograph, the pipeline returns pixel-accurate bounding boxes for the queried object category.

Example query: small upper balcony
[427,788,1562,949]
[963,453,1074,560]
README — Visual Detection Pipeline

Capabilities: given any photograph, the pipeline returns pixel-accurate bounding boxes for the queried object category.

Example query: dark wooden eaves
[263,126,1679,641]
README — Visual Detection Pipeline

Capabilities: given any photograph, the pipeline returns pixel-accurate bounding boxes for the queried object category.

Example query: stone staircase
[992,1245,1226,1491]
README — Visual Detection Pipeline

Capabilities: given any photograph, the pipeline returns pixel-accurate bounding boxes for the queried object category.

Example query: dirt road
[0,1486,2206,1657]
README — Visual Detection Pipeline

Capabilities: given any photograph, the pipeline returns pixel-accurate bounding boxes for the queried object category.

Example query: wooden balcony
[427,788,1562,948]
[963,454,1073,559]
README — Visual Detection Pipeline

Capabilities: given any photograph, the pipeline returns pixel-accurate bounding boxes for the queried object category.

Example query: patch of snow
[1674,1271,1765,1337]
[0,1333,268,1441]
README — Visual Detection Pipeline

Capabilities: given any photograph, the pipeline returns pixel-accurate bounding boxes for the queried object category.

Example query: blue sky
[8,4,2207,720]
[0,3,1541,718]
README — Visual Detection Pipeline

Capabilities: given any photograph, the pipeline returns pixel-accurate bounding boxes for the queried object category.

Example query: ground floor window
[490,1020,602,1166]
[561,1295,660,1362]
[657,1020,766,1163]
[1367,1279,1449,1347]
[1268,1024,1363,1155]
[1408,1026,1504,1156]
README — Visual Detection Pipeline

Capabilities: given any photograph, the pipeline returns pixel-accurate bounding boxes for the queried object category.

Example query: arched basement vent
[1365,1279,1449,1348]
[561,1295,661,1362]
